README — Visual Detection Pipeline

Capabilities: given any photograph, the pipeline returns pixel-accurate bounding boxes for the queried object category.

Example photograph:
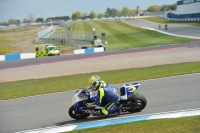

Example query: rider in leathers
[86,75,121,115]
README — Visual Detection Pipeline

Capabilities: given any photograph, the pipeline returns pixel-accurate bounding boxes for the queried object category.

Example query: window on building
[35,47,38,51]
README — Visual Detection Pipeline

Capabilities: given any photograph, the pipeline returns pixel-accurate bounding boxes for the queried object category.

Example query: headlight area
[72,97,86,107]
[48,52,56,56]
[72,97,76,104]
[48,51,60,56]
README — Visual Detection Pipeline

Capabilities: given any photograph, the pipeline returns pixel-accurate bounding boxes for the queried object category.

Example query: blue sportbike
[68,82,147,120]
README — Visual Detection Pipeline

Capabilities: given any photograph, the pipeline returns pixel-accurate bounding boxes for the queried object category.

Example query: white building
[176,0,200,18]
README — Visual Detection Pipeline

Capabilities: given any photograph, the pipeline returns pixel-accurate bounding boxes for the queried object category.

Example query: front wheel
[127,93,147,113]
[68,106,90,120]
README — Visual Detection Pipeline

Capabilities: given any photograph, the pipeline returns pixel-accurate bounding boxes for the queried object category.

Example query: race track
[123,19,200,38]
[0,42,200,83]
[0,74,200,133]
[0,26,200,132]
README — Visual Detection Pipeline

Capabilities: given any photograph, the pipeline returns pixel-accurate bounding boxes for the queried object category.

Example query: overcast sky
[0,0,177,22]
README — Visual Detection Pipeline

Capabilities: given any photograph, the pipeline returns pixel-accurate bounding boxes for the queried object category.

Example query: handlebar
[82,89,90,98]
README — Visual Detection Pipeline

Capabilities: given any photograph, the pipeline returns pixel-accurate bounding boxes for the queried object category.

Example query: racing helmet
[87,75,101,90]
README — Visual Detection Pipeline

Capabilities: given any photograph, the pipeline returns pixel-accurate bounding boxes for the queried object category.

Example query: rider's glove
[86,102,93,108]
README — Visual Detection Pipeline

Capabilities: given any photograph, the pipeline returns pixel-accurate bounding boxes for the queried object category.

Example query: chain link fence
[36,24,94,46]
[35,25,54,42]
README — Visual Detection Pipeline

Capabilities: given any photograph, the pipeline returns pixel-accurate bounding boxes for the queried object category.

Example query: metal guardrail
[39,38,92,45]
[36,26,94,46]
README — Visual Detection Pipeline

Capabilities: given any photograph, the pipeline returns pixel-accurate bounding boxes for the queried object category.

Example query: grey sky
[0,0,177,22]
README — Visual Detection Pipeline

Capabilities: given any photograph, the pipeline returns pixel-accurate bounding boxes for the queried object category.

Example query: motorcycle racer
[86,75,121,115]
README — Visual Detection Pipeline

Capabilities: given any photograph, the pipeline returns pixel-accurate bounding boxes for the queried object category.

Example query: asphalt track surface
[123,19,200,38]
[0,42,200,70]
[0,74,200,133]
[1,42,200,83]
[0,21,200,132]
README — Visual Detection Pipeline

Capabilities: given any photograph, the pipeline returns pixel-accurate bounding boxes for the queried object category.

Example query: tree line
[0,4,177,25]
[146,4,177,12]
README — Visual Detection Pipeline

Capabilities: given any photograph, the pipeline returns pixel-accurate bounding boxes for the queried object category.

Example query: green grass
[69,21,195,50]
[141,16,200,27]
[0,26,37,33]
[1,61,200,101]
[67,115,200,133]
[1,20,196,54]
[0,33,36,54]
[0,36,14,54]
[0,26,40,54]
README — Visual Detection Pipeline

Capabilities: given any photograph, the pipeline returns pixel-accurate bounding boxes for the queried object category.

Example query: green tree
[0,22,7,25]
[105,7,118,16]
[89,11,97,18]
[64,16,70,20]
[17,20,20,24]
[120,7,129,15]
[71,12,81,20]
[105,7,111,16]
[23,18,30,23]
[132,9,137,14]
[55,16,60,21]
[82,12,88,18]
[35,18,44,22]
[160,4,176,11]
[8,19,18,24]
[118,7,133,16]
[171,4,177,10]
[161,5,170,11]
[111,8,118,16]
[146,5,161,12]
[97,13,105,18]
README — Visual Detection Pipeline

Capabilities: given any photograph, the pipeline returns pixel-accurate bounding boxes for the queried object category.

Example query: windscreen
[48,47,56,51]
[78,92,86,100]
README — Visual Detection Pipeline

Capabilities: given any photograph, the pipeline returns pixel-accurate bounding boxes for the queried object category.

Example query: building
[168,0,200,18]
[177,0,200,18]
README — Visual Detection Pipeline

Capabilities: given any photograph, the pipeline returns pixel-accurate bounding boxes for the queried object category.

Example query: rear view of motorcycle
[68,82,147,120]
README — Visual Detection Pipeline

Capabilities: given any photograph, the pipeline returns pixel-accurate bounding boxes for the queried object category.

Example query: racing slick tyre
[127,92,147,113]
[68,106,90,120]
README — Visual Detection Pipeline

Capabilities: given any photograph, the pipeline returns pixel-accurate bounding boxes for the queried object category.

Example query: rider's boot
[117,104,123,114]
[109,104,122,115]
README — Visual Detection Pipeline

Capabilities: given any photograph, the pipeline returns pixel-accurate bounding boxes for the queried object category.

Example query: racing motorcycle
[68,82,147,120]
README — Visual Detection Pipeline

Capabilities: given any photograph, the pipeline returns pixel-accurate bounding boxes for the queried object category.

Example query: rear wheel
[127,93,147,113]
[68,106,90,120]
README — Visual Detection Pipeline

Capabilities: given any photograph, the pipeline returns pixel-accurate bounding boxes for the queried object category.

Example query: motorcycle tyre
[127,92,147,113]
[68,106,90,120]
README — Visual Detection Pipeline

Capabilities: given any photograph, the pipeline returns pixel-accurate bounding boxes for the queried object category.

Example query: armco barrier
[0,55,5,61]
[0,53,36,61]
[74,49,85,54]
[20,53,36,59]
[85,48,94,53]
[74,47,105,54]
[5,54,20,61]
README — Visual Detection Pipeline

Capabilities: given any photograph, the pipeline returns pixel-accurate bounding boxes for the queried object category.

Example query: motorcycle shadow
[55,111,142,126]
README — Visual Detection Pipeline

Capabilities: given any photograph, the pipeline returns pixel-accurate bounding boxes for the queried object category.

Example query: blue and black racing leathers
[93,81,121,115]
